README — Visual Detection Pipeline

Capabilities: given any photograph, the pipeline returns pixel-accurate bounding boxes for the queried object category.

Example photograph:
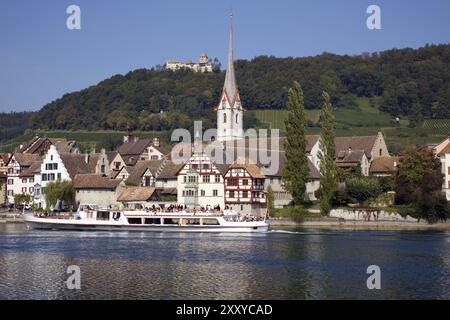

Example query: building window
[242,179,248,186]
[223,113,227,123]
[229,191,235,198]
[7,179,13,185]
[201,190,205,196]
[29,178,34,183]
[236,114,238,124]
[22,178,27,183]
[29,187,34,193]
[202,175,210,183]
[242,191,248,198]
[101,165,106,174]
[151,155,158,160]
[213,190,218,196]
[57,173,61,180]
[228,178,238,186]
[7,190,13,196]
[22,187,27,193]
[215,175,221,183]
[188,176,197,183]
[183,176,187,183]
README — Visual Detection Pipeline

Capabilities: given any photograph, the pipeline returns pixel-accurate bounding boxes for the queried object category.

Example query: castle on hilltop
[166,52,213,73]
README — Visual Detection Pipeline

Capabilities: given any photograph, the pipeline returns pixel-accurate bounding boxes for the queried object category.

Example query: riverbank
[0,212,23,224]
[2,210,449,230]
[269,217,450,230]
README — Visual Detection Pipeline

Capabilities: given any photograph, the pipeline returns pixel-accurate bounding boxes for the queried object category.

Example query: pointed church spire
[223,11,239,106]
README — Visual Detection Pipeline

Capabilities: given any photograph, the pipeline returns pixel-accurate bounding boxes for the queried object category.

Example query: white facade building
[166,53,213,73]
[5,154,41,204]
[39,145,91,208]
[177,151,225,209]
[443,153,450,201]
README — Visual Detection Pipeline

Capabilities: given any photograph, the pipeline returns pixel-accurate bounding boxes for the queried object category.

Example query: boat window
[163,218,180,225]
[97,211,110,220]
[128,218,142,225]
[202,218,219,225]
[144,218,161,225]
[186,218,201,225]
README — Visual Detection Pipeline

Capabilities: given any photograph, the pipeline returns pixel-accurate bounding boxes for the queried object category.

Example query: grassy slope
[1,98,448,154]
[251,97,449,154]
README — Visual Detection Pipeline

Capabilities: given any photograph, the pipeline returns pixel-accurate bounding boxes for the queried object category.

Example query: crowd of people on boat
[136,204,266,220]
[141,204,225,214]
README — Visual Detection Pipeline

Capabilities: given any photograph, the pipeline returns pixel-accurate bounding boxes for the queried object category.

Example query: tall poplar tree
[283,81,309,205]
[318,91,337,215]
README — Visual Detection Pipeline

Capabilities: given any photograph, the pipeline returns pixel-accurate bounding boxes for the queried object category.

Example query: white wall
[75,187,124,210]
[444,154,450,201]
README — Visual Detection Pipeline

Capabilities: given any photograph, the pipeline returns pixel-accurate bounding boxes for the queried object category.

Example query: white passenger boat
[23,205,269,233]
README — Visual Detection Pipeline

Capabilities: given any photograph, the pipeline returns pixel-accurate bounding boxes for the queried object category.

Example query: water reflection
[0,224,449,299]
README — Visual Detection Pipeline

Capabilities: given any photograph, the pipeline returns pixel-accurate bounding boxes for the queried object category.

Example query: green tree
[14,193,32,206]
[318,91,338,215]
[282,81,309,205]
[267,185,275,213]
[395,147,449,223]
[345,177,382,206]
[43,181,75,210]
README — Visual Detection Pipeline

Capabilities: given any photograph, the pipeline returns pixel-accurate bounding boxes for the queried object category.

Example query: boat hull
[24,216,269,233]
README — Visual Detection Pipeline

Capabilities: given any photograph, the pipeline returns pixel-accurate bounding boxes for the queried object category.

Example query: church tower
[216,13,244,142]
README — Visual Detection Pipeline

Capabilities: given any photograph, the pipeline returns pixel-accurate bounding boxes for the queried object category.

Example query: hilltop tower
[216,13,244,142]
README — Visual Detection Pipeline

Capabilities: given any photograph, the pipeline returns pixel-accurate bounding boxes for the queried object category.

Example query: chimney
[393,161,397,168]
[84,153,89,164]
[153,137,160,147]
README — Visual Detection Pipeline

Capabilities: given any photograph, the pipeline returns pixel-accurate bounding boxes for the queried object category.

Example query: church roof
[222,13,239,107]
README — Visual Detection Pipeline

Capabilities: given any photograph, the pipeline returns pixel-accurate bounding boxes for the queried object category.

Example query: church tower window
[224,113,227,123]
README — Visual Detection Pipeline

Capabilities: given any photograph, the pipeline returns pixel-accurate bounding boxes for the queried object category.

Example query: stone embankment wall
[329,208,416,222]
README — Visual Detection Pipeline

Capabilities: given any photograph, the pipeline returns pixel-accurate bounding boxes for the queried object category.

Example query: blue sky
[1,0,449,112]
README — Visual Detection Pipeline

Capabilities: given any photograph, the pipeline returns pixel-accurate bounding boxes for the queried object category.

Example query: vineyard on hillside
[422,119,450,135]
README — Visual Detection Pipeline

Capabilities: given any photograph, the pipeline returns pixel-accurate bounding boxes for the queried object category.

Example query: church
[176,13,268,213]
[215,13,244,142]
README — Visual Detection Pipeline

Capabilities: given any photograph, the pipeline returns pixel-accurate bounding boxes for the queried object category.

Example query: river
[0,223,448,299]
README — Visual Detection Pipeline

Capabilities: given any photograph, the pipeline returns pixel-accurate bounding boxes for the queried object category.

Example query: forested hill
[30,43,450,132]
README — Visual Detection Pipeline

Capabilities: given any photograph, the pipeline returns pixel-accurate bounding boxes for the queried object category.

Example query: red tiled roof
[370,156,401,173]
[117,187,159,202]
[59,153,91,179]
[335,135,378,158]
[74,174,121,189]
[117,139,152,155]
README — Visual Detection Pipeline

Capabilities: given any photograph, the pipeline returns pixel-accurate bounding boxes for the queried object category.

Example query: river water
[0,223,448,300]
